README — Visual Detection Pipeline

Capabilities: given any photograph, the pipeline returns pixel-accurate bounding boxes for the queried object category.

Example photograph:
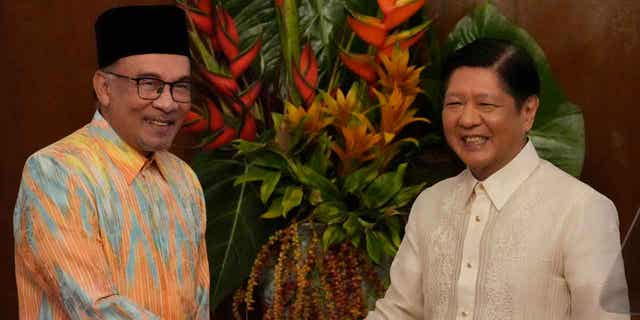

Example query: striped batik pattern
[13,111,209,319]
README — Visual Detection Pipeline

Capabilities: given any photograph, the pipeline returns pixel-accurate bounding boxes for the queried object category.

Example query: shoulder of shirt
[535,159,615,208]
[408,171,468,212]
[416,170,467,198]
[24,125,97,175]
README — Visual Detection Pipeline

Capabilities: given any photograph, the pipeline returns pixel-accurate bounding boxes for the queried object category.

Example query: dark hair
[442,38,540,108]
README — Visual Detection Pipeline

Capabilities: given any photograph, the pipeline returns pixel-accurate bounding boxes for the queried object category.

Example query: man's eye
[445,101,462,107]
[478,103,496,110]
[139,79,161,89]
[173,82,192,90]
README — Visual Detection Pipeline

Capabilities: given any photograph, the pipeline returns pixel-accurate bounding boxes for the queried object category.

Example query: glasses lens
[172,82,192,103]
[137,78,163,100]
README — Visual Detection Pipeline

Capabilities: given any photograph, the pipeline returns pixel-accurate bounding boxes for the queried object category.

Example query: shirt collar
[88,110,170,184]
[460,140,540,210]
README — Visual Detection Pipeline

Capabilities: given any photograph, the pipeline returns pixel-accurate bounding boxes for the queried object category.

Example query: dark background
[1,0,638,318]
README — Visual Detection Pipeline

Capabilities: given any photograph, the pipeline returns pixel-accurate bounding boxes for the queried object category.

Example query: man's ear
[521,95,539,132]
[93,70,110,107]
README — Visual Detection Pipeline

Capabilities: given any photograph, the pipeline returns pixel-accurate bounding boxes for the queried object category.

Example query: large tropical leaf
[423,3,585,177]
[224,0,367,95]
[190,152,282,309]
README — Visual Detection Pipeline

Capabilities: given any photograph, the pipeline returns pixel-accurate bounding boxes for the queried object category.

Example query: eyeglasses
[102,71,192,103]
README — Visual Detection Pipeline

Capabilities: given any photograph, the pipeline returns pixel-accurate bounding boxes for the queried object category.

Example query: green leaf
[260,171,282,204]
[308,189,323,206]
[307,133,332,176]
[444,3,585,177]
[350,233,362,248]
[322,225,347,249]
[384,215,403,248]
[251,151,289,171]
[281,186,304,216]
[343,162,380,194]
[233,140,267,155]
[361,163,407,209]
[343,213,360,236]
[261,197,284,219]
[358,217,375,229]
[365,230,383,264]
[312,201,346,224]
[234,165,276,185]
[392,182,426,208]
[290,162,341,201]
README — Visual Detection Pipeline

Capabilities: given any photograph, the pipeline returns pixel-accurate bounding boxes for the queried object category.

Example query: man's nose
[153,84,178,112]
[458,104,481,128]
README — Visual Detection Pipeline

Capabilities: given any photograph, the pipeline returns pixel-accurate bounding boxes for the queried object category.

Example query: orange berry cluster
[233,223,384,319]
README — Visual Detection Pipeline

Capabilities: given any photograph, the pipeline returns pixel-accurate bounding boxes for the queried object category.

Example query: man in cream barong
[366,39,629,320]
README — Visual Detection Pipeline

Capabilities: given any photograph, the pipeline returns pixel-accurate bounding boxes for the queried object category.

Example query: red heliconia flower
[292,43,319,106]
[204,126,237,150]
[218,6,240,43]
[188,11,213,34]
[215,19,239,60]
[239,114,257,141]
[197,0,212,15]
[339,51,378,83]
[230,81,263,113]
[347,14,387,48]
[198,65,239,96]
[230,38,262,78]
[207,99,225,131]
[299,43,319,87]
[377,0,395,15]
[213,6,241,61]
[379,25,427,57]
[382,0,425,30]
[182,111,208,133]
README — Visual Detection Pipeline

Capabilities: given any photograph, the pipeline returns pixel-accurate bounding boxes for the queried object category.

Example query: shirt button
[475,216,481,222]
[466,262,472,268]
[461,311,469,317]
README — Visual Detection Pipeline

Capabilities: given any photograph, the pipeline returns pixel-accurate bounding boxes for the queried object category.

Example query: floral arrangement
[177,0,586,318]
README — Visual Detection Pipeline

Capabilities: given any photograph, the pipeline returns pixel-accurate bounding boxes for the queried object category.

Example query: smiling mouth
[145,118,175,127]
[462,135,488,145]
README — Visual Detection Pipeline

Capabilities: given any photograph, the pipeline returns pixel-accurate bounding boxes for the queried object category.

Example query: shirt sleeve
[563,192,630,320]
[193,180,210,319]
[365,191,427,320]
[13,154,159,319]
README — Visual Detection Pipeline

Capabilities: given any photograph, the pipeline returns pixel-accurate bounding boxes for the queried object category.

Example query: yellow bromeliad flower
[376,47,423,97]
[284,100,332,134]
[323,85,361,127]
[332,118,382,175]
[374,86,430,144]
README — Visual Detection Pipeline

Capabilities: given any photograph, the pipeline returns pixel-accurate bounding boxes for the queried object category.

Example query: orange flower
[323,85,361,127]
[376,47,423,97]
[331,120,381,174]
[374,87,429,143]
[284,101,332,135]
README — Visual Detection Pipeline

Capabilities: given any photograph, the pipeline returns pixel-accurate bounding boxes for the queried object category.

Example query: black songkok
[95,5,189,68]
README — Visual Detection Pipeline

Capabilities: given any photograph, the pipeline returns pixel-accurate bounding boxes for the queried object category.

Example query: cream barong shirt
[367,141,629,320]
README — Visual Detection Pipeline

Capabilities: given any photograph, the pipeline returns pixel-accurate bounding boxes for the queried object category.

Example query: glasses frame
[101,70,192,103]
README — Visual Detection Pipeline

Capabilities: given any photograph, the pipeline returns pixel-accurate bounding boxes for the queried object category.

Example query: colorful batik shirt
[14,111,210,319]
